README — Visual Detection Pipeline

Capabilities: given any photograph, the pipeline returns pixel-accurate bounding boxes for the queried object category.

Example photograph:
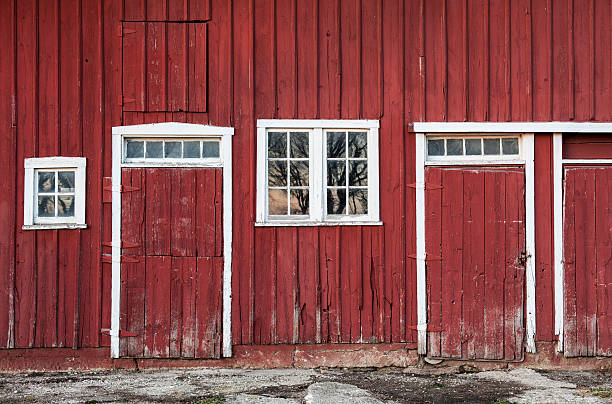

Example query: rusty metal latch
[101,329,138,337]
[518,252,530,266]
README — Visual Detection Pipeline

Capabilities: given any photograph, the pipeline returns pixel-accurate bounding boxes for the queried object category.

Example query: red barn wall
[1,0,611,351]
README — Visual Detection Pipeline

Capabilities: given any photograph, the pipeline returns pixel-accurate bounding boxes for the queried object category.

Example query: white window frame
[23,157,87,230]
[256,119,380,226]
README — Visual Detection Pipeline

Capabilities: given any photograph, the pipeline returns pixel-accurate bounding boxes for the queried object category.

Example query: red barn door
[425,166,525,360]
[563,166,612,357]
[119,167,223,358]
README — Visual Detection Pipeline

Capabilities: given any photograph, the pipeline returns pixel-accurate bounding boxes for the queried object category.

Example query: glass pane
[268,160,287,186]
[289,161,309,186]
[427,139,444,156]
[502,138,519,155]
[327,132,346,158]
[38,171,55,193]
[327,188,346,215]
[57,195,75,217]
[290,189,309,215]
[327,161,346,186]
[290,132,309,158]
[164,141,182,158]
[126,140,144,158]
[202,141,220,158]
[348,132,367,158]
[446,139,463,155]
[465,138,482,155]
[349,189,368,214]
[268,189,287,215]
[58,171,75,193]
[349,161,368,186]
[146,141,163,158]
[483,138,501,155]
[268,132,287,158]
[38,195,55,217]
[183,141,201,158]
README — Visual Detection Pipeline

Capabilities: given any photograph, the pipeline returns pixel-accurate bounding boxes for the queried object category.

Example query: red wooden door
[425,166,525,360]
[119,167,223,358]
[564,166,612,357]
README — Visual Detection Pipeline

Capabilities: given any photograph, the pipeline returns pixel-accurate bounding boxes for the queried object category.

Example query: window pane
[38,195,55,217]
[465,138,482,155]
[126,140,144,158]
[290,189,309,215]
[268,132,287,158]
[349,161,368,186]
[289,161,309,186]
[183,141,201,158]
[327,188,346,214]
[164,141,182,158]
[58,195,75,217]
[502,138,519,155]
[349,189,368,214]
[427,139,444,156]
[146,141,163,158]
[446,139,463,155]
[483,138,501,155]
[202,141,220,158]
[290,132,309,158]
[268,189,287,215]
[268,161,287,186]
[38,171,55,193]
[327,132,346,158]
[327,161,346,186]
[58,171,75,193]
[348,132,367,158]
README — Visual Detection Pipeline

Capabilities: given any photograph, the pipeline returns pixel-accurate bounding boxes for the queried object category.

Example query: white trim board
[110,122,234,359]
[553,133,563,352]
[414,121,612,133]
[415,132,536,355]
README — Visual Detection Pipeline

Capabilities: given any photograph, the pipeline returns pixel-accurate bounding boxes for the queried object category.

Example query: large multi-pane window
[256,120,380,225]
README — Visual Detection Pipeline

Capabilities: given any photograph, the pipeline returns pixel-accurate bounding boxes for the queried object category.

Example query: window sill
[255,221,383,227]
[23,223,88,231]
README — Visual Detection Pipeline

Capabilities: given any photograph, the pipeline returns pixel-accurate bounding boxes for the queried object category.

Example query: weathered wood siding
[1,0,612,350]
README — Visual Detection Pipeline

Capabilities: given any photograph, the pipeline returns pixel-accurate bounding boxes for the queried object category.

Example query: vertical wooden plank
[124,260,146,357]
[214,169,223,257]
[483,170,506,359]
[361,0,382,119]
[144,255,171,357]
[532,0,553,121]
[167,23,188,111]
[504,170,522,360]
[145,168,172,256]
[168,0,187,20]
[275,227,298,343]
[319,227,340,342]
[188,23,207,112]
[195,256,222,358]
[171,169,197,257]
[424,0,447,121]
[317,0,340,118]
[360,227,374,342]
[594,0,611,121]
[122,22,146,111]
[563,169,578,356]
[372,226,385,342]
[124,0,146,20]
[596,168,612,355]
[208,0,232,126]
[122,169,146,257]
[467,0,488,121]
[146,0,167,20]
[462,169,485,359]
[169,257,185,357]
[510,0,532,121]
[296,0,317,118]
[189,0,211,20]
[180,256,197,357]
[340,0,360,118]
[445,0,467,121]
[341,226,361,342]
[552,0,571,120]
[488,0,510,121]
[405,0,425,123]
[298,228,319,343]
[254,0,275,119]
[573,0,595,121]
[253,228,275,344]
[440,168,462,358]
[196,169,216,257]
[425,167,442,357]
[146,22,167,111]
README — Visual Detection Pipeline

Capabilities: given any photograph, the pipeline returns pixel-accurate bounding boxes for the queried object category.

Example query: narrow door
[119,167,223,358]
[425,166,525,360]
[563,166,612,357]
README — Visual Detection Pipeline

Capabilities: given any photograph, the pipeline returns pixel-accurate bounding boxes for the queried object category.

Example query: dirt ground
[0,366,611,403]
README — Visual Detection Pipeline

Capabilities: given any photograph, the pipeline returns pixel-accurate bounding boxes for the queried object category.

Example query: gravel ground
[0,366,610,403]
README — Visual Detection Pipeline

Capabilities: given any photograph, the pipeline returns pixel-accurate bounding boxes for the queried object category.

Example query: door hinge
[118,25,137,37]
[407,183,443,190]
[518,252,531,266]
[103,184,141,193]
[101,329,138,337]
[102,241,140,249]
[101,254,140,264]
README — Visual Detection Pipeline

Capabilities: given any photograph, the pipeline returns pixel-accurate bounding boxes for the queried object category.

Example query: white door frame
[110,122,234,358]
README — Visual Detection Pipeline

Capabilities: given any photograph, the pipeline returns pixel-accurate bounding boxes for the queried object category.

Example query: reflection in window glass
[38,172,55,193]
[348,132,367,158]
[290,189,309,215]
[202,141,220,158]
[327,132,346,158]
[349,189,368,214]
[502,138,519,155]
[290,132,309,158]
[446,139,463,155]
[58,171,75,193]
[183,141,201,158]
[268,132,287,158]
[126,141,144,158]
[36,170,76,219]
[483,138,501,155]
[327,188,346,215]
[146,141,163,158]
[465,138,482,155]
[124,139,221,161]
[58,195,75,217]
[427,139,444,156]
[164,141,182,158]
[268,189,287,215]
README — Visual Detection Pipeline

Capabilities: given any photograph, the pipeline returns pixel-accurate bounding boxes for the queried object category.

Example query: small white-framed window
[256,120,380,226]
[425,134,522,163]
[23,157,87,230]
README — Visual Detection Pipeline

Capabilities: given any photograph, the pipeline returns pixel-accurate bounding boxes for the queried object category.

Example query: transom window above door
[256,120,380,226]
[426,135,522,162]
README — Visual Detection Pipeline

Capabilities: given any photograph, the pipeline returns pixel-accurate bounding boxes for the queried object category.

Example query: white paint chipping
[553,133,564,351]
[522,133,536,353]
[415,133,427,355]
